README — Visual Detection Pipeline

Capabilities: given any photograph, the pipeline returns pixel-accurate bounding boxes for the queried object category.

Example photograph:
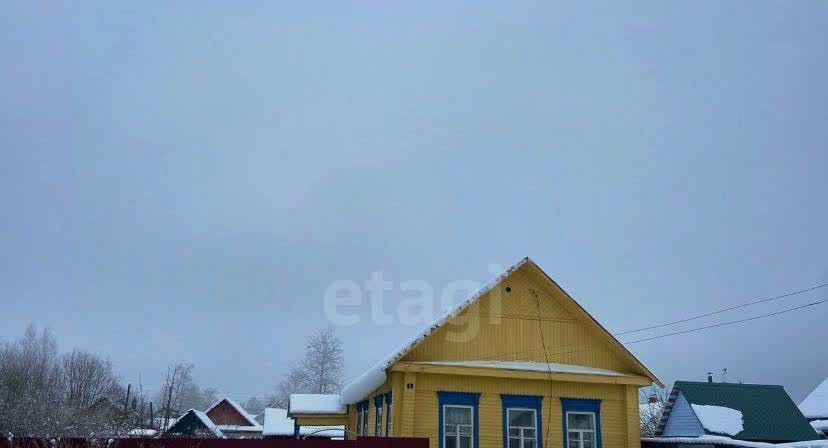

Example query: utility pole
[124,384,132,414]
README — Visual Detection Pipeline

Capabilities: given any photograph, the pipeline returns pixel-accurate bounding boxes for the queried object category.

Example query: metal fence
[4,438,428,448]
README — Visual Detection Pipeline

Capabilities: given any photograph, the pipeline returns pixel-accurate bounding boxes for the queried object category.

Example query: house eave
[391,361,653,386]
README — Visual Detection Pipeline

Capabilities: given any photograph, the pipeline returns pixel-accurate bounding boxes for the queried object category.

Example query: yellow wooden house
[292,257,661,448]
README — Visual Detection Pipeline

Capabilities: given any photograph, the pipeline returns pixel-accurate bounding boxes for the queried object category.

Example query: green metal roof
[673,381,819,443]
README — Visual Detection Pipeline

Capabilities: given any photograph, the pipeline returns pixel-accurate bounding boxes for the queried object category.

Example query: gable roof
[340,257,661,404]
[800,377,828,419]
[657,381,819,443]
[204,397,259,426]
[166,409,224,438]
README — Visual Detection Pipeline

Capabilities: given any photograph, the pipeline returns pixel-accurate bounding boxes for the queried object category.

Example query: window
[508,409,537,448]
[375,396,384,436]
[385,393,393,436]
[561,399,601,448]
[502,395,543,448]
[362,401,370,436]
[439,392,479,448]
[356,403,363,436]
[566,413,596,448]
[444,405,473,448]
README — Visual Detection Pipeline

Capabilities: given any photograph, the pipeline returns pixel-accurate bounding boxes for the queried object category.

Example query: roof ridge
[676,381,785,389]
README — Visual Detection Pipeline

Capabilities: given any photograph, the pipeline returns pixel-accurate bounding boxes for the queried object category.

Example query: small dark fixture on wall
[505,287,511,292]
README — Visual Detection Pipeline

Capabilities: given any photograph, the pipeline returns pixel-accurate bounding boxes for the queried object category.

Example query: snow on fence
[3,438,428,448]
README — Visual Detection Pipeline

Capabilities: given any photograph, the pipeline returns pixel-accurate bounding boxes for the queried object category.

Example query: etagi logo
[322,264,507,342]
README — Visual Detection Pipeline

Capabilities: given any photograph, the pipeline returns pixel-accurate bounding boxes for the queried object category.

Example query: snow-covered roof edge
[289,393,347,415]
[205,397,259,426]
[340,258,530,404]
[799,378,828,419]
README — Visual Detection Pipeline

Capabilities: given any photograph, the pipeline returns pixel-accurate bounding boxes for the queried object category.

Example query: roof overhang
[392,361,653,386]
[291,414,350,427]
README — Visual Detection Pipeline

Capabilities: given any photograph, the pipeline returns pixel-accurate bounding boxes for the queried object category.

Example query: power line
[622,299,825,344]
[615,282,828,336]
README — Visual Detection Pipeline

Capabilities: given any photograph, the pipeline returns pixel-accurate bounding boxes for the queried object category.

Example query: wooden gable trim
[390,362,652,385]
[522,259,663,387]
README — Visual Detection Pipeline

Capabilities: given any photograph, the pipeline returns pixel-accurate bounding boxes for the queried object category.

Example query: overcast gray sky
[1,1,826,403]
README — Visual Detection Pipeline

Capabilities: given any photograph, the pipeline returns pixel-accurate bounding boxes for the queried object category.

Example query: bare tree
[273,328,344,406]
[0,325,65,436]
[244,397,265,415]
[62,350,120,410]
[157,363,194,431]
[0,324,161,438]
[639,386,667,437]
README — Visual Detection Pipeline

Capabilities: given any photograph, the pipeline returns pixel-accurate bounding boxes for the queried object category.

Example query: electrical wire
[530,287,554,448]
[615,282,828,335]
[622,299,825,344]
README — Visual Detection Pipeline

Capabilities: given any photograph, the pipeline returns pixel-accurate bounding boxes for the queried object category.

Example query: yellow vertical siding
[400,268,639,375]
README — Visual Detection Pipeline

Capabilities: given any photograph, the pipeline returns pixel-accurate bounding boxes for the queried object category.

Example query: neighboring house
[163,409,224,438]
[291,257,662,448]
[263,407,345,439]
[84,397,124,422]
[204,397,263,438]
[799,378,828,438]
[654,381,819,444]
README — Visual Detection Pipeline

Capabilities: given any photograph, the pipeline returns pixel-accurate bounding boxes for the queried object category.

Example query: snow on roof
[289,394,347,415]
[810,420,828,435]
[263,408,294,436]
[127,429,158,437]
[691,404,744,437]
[340,258,530,404]
[409,360,625,377]
[205,397,259,426]
[216,425,263,432]
[643,436,828,448]
[263,408,346,438]
[170,409,224,438]
[800,378,828,419]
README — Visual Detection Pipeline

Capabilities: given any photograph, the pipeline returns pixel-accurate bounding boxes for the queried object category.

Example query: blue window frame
[375,395,384,436]
[439,392,480,448]
[385,392,393,436]
[561,399,601,448]
[502,395,543,448]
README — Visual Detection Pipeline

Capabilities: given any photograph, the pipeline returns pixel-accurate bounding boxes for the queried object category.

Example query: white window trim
[376,405,383,436]
[386,399,393,436]
[565,411,597,448]
[443,404,475,448]
[507,407,538,448]
[356,406,363,436]
[361,404,369,436]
